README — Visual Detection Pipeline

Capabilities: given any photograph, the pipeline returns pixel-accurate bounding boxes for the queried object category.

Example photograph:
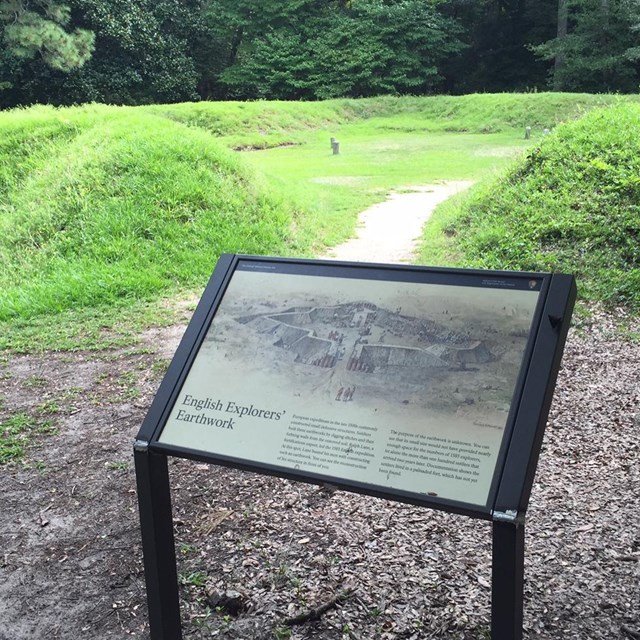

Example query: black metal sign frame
[134,254,576,640]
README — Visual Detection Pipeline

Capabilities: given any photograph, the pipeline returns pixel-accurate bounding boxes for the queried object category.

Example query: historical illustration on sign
[159,267,541,506]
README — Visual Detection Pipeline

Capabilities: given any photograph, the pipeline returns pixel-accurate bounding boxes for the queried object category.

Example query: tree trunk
[553,0,568,90]
[600,0,610,88]
[228,27,244,66]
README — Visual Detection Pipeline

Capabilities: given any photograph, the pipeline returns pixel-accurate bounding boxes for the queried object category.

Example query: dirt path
[323,181,473,263]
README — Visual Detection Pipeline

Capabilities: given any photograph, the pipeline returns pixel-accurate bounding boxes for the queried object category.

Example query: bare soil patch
[1,308,638,640]
[1,187,639,639]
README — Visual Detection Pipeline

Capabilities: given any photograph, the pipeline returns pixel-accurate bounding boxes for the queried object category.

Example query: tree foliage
[533,0,640,92]
[439,0,558,93]
[1,0,203,106]
[66,0,202,104]
[214,0,464,99]
[2,0,640,107]
[0,0,94,71]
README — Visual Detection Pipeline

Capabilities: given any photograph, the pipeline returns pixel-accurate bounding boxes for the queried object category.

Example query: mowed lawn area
[240,125,531,249]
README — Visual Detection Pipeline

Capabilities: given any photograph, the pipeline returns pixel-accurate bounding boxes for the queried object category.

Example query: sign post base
[492,519,525,640]
[134,442,182,640]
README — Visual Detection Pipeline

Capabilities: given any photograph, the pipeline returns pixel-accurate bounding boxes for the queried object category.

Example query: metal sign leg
[134,444,183,640]
[491,520,525,640]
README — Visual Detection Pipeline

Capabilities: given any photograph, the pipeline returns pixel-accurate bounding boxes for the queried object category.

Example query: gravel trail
[323,181,473,263]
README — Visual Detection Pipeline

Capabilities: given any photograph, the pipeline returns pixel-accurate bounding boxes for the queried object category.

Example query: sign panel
[154,257,546,511]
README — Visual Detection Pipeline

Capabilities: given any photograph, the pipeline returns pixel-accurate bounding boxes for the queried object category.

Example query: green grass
[336,93,640,132]
[2,93,639,352]
[146,93,639,146]
[0,106,299,323]
[0,289,201,353]
[241,127,530,249]
[417,103,640,311]
[0,412,56,463]
[0,289,194,352]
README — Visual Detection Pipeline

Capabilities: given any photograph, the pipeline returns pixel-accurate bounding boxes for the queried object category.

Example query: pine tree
[1,0,94,71]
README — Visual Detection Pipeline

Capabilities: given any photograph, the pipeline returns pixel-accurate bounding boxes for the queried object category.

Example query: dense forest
[2,0,640,108]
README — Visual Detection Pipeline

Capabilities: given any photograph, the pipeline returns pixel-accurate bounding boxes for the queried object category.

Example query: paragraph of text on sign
[278,415,377,472]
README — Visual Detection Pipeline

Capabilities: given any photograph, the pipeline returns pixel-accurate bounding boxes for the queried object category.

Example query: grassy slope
[418,103,640,311]
[0,105,299,323]
[2,93,639,350]
[147,93,638,144]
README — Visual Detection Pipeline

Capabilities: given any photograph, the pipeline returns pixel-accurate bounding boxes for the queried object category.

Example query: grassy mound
[422,103,640,311]
[145,93,638,147]
[3,94,639,333]
[0,105,298,321]
[144,100,353,149]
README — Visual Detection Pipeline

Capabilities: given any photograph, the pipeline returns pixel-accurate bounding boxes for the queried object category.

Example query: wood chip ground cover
[0,305,638,639]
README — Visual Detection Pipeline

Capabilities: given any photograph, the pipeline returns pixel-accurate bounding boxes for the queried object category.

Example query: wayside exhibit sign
[134,254,576,640]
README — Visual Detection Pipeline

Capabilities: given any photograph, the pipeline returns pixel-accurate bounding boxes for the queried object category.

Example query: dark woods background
[2,0,640,108]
